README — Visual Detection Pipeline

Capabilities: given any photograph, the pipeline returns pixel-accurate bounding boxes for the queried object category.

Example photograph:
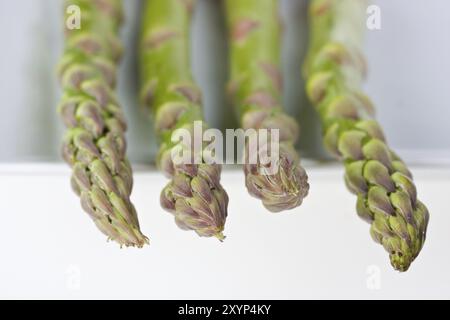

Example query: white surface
[0,164,449,299]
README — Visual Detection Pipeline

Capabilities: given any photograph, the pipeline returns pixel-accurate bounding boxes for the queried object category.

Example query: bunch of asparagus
[56,0,430,271]
[304,0,429,271]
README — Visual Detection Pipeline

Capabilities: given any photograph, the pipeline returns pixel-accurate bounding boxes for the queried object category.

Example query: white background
[0,0,450,299]
[1,164,449,299]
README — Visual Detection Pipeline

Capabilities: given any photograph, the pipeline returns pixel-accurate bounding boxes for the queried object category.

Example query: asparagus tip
[214,232,226,242]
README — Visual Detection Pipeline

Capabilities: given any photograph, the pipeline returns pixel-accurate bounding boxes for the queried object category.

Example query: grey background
[0,0,449,163]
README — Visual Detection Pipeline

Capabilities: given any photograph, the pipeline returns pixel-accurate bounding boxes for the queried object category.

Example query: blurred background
[1,0,449,165]
[1,0,450,300]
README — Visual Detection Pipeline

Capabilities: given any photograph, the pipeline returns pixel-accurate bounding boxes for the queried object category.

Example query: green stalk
[226,0,309,212]
[140,0,228,240]
[57,0,148,247]
[304,0,429,271]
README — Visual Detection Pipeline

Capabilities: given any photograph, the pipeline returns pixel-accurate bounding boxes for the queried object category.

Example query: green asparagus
[57,0,148,247]
[226,0,309,212]
[304,0,429,271]
[140,0,228,240]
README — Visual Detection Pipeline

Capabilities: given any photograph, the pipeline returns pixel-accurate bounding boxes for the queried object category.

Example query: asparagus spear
[304,0,429,271]
[57,0,148,247]
[140,0,228,240]
[225,0,309,212]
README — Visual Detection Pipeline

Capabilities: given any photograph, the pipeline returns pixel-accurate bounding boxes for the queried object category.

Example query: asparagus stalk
[304,0,429,271]
[57,0,148,247]
[140,0,228,240]
[225,0,309,212]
